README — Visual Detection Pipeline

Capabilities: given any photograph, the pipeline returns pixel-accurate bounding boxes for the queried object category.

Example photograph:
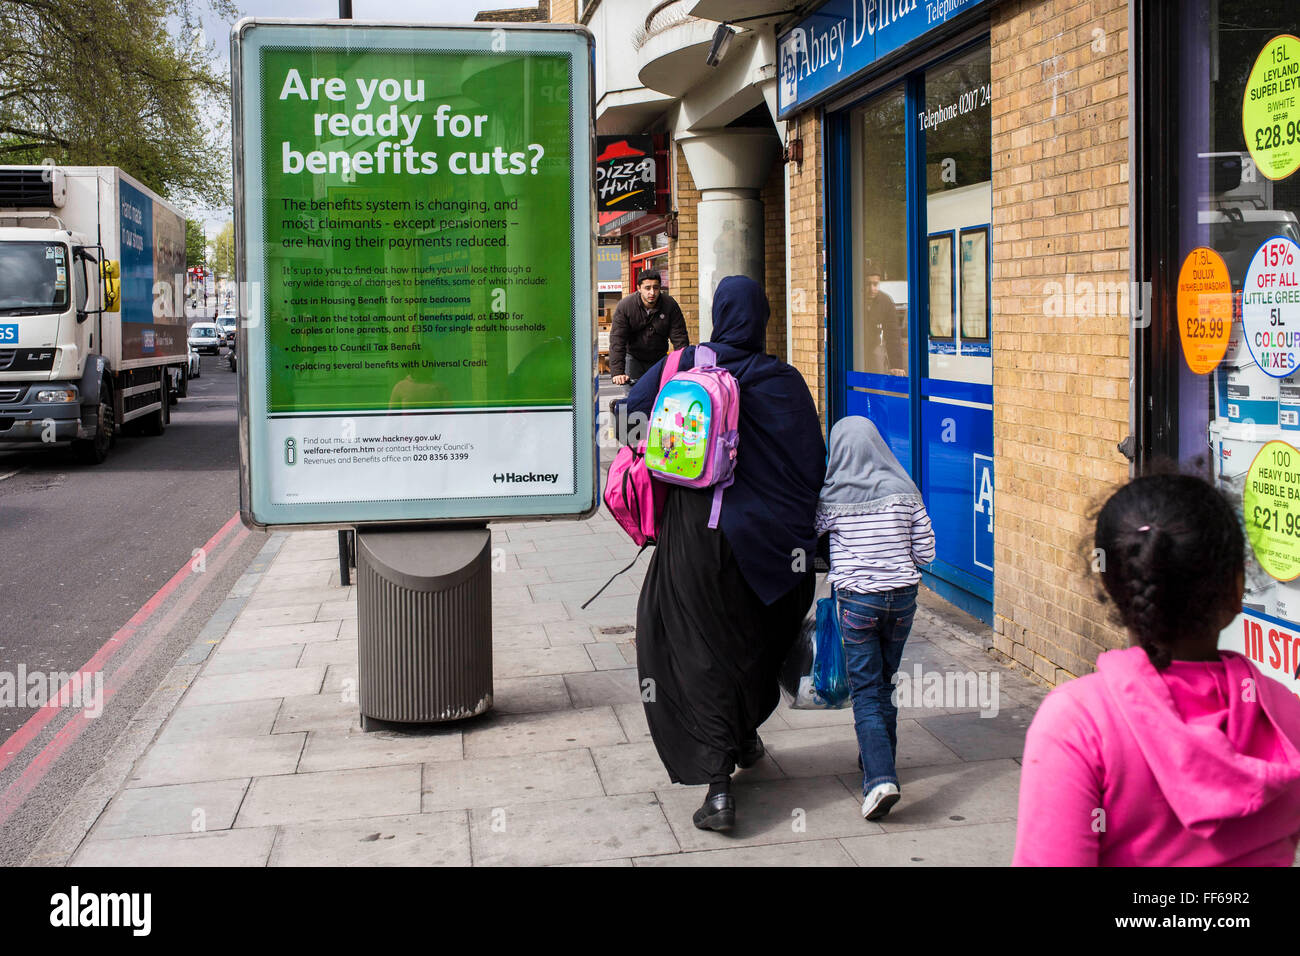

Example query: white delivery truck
[0,165,189,463]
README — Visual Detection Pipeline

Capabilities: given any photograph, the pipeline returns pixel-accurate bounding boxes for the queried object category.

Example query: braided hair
[1093,474,1244,669]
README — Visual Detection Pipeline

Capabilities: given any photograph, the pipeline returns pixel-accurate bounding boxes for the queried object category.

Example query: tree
[185,219,206,269]
[210,221,233,281]
[0,0,236,208]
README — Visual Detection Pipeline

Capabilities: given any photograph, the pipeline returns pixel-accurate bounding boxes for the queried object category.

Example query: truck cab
[0,165,184,463]
[0,225,102,446]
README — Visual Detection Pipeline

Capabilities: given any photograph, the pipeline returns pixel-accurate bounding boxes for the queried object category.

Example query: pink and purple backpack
[642,345,739,529]
[589,347,740,607]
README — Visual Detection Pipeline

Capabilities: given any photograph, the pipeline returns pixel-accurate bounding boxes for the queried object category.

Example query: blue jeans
[836,585,918,795]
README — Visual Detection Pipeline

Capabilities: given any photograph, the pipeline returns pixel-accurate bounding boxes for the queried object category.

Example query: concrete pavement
[26,504,1048,867]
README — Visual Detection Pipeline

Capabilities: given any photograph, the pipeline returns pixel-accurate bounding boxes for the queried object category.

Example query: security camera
[706,23,734,67]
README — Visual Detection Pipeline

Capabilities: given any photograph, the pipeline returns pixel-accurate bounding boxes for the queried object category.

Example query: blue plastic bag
[779,590,850,710]
[811,597,850,707]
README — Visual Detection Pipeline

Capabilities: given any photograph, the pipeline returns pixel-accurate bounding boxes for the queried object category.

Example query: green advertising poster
[234,22,596,527]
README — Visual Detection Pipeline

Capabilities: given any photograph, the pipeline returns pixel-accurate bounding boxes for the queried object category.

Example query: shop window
[1142,0,1300,686]
[850,84,909,378]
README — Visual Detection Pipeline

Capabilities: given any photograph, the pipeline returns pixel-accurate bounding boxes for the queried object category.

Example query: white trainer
[862,782,900,820]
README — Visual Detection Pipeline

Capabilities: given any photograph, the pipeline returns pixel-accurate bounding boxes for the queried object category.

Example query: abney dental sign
[234,20,597,529]
[778,0,989,117]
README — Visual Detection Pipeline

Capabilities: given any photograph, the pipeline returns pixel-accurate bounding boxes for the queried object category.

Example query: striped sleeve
[910,504,936,566]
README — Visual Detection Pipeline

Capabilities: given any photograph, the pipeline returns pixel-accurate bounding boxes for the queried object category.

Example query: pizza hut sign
[596,136,656,212]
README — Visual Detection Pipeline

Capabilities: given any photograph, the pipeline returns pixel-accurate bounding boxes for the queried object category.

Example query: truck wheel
[72,384,114,465]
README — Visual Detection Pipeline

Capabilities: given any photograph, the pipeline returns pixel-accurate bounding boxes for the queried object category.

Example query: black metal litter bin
[356,526,493,724]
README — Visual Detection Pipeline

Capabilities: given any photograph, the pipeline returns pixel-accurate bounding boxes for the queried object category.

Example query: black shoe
[738,735,765,769]
[692,792,736,831]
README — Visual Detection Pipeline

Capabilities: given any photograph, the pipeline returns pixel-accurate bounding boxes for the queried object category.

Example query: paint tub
[1281,375,1300,433]
[1215,360,1280,427]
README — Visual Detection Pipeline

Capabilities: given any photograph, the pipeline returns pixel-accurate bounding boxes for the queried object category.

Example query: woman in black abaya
[623,276,826,831]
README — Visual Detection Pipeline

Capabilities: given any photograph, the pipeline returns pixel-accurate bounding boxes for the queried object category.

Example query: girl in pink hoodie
[1014,473,1300,866]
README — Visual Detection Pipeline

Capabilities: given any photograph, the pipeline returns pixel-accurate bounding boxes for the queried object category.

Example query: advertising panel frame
[232,18,598,531]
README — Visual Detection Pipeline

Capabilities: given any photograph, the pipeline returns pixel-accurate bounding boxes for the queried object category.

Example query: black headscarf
[626,275,826,604]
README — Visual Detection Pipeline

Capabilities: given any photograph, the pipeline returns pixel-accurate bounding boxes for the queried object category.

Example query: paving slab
[612,702,652,742]
[492,675,572,715]
[493,644,595,680]
[222,620,341,650]
[462,706,626,758]
[542,621,602,646]
[204,644,305,676]
[71,828,276,867]
[915,708,1033,761]
[491,585,535,607]
[515,545,615,568]
[850,758,1022,833]
[236,764,422,828]
[93,779,251,841]
[240,588,335,612]
[585,642,631,671]
[315,600,358,621]
[127,734,305,788]
[840,820,1018,866]
[493,602,572,627]
[634,839,858,867]
[298,726,462,773]
[181,666,326,707]
[491,624,551,649]
[657,775,879,853]
[299,639,357,667]
[322,663,357,696]
[763,720,961,781]
[564,668,640,709]
[272,693,360,735]
[153,699,282,745]
[269,811,472,867]
[421,749,604,813]
[468,793,678,866]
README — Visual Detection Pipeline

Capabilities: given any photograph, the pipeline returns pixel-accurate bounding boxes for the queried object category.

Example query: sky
[189,0,525,238]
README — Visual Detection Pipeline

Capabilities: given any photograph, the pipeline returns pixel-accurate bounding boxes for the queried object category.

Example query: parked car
[188,321,222,355]
[188,345,201,380]
[216,313,237,343]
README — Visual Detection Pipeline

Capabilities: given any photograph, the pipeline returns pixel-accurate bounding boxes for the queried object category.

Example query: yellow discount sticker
[1244,440,1300,581]
[1176,247,1232,373]
[1243,34,1300,182]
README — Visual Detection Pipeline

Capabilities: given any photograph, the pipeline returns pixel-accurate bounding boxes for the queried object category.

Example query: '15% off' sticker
[1244,440,1300,581]
[1242,236,1300,378]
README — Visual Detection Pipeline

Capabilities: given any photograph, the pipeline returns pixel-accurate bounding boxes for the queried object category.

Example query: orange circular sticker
[1176,247,1232,374]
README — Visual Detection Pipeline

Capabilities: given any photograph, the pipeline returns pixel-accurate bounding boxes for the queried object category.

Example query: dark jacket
[625,276,826,604]
[608,291,689,376]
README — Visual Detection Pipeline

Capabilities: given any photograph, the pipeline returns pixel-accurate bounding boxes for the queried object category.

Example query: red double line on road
[0,518,252,831]
[0,512,243,777]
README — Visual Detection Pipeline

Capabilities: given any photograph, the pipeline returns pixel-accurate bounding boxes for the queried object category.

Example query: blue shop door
[917,43,994,621]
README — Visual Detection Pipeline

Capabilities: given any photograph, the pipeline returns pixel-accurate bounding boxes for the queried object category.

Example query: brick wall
[475,1,549,22]
[786,112,826,415]
[989,0,1132,683]
[668,141,702,343]
[762,159,787,359]
[549,0,576,22]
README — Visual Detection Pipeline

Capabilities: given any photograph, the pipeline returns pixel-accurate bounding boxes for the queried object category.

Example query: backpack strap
[695,344,716,368]
[660,346,684,387]
[580,543,649,609]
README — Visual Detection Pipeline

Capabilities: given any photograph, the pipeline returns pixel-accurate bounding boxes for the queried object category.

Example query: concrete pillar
[676,129,781,342]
